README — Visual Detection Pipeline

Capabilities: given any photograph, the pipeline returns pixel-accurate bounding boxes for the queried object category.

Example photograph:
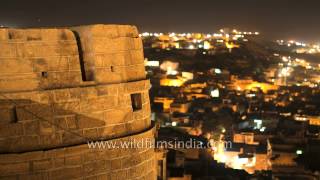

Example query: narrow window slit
[131,93,142,111]
[41,71,48,78]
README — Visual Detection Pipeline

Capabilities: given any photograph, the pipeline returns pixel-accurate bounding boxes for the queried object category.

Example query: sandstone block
[50,166,83,179]
[0,162,29,176]
[33,159,52,171]
[0,123,23,137]
[0,29,8,40]
[8,29,24,40]
[65,155,82,166]
[0,44,16,58]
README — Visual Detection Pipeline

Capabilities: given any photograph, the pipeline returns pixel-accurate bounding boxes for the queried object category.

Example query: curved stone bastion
[0,24,156,179]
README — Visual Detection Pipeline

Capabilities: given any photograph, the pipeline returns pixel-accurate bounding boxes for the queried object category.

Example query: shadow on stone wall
[0,99,114,153]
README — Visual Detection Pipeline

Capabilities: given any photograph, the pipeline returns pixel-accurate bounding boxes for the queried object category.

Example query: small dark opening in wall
[60,31,68,40]
[110,66,115,72]
[131,93,142,111]
[27,36,42,41]
[8,32,13,39]
[41,72,48,78]
[12,107,18,123]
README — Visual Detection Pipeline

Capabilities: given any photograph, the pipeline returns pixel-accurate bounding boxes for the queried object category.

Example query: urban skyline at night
[1,0,320,42]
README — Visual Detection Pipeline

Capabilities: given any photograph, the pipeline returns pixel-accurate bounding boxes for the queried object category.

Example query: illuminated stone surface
[0,24,156,179]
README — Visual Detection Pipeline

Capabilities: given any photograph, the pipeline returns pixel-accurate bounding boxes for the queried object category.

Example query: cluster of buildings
[144,32,320,179]
[140,28,260,53]
[276,40,320,54]
[267,54,320,87]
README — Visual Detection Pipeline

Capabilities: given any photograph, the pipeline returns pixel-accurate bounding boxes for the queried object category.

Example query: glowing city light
[296,150,303,155]
[214,68,222,74]
[210,89,220,98]
[188,44,195,49]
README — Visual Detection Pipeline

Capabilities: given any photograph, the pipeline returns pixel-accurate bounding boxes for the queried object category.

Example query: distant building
[214,132,271,174]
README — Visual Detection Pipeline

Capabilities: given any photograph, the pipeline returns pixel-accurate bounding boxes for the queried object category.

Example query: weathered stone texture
[70,25,145,84]
[0,128,156,180]
[0,24,155,179]
[0,80,151,152]
[0,24,145,93]
[0,28,80,92]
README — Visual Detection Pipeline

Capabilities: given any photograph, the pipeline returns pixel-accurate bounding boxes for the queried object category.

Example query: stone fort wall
[0,25,145,92]
[0,24,156,179]
[0,128,155,180]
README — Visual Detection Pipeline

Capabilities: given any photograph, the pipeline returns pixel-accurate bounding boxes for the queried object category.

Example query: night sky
[1,0,320,42]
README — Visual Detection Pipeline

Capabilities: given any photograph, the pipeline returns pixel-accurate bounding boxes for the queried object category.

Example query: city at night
[0,0,319,180]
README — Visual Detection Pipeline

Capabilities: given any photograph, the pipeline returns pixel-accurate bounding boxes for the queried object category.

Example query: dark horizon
[1,0,320,43]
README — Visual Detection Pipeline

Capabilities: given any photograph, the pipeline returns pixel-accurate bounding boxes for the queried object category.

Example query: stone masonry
[0,24,156,179]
